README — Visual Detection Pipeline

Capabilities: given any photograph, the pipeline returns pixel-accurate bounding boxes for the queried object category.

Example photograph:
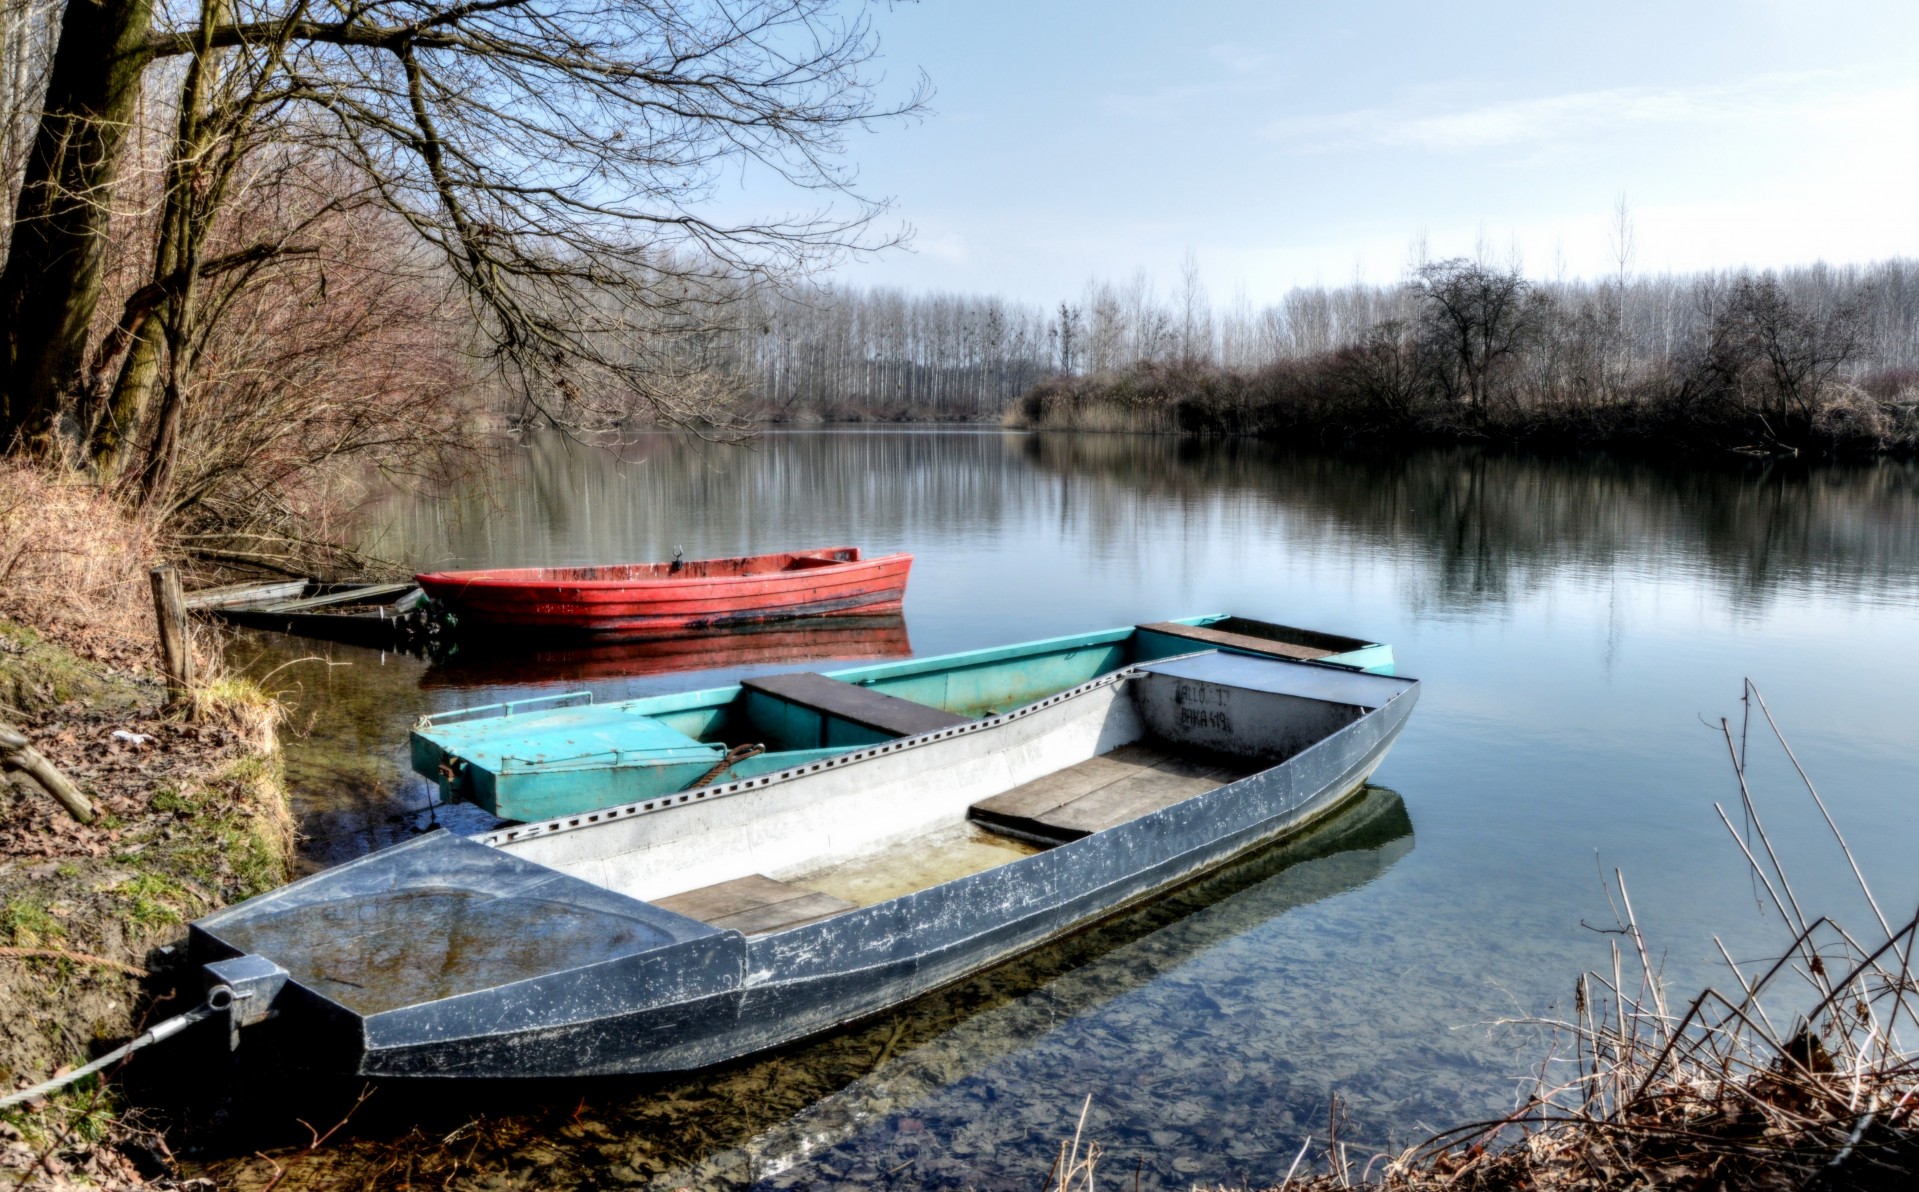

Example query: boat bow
[189,832,746,1076]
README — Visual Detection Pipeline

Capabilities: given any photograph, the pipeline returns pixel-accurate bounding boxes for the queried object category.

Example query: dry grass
[0,464,161,670]
[1050,681,1919,1192]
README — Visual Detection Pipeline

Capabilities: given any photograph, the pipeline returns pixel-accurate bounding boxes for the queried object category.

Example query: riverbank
[0,467,292,1190]
[1002,359,1919,461]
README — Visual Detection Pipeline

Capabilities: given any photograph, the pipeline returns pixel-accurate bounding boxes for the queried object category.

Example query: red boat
[414,546,912,637]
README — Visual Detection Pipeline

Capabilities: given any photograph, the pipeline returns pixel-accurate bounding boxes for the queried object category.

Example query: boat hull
[195,662,1417,1078]
[416,548,911,637]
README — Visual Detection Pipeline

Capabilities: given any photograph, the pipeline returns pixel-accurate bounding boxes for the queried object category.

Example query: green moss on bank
[0,620,150,719]
[0,623,291,1166]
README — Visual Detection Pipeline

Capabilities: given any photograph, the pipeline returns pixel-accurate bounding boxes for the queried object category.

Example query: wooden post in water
[149,563,194,712]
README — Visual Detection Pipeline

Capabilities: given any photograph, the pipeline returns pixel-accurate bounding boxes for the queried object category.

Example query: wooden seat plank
[969,744,1169,823]
[1139,621,1335,661]
[971,748,1253,845]
[1040,761,1245,838]
[654,873,856,936]
[742,671,970,738]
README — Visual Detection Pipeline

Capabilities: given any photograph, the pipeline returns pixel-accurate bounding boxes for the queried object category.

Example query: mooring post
[149,563,194,712]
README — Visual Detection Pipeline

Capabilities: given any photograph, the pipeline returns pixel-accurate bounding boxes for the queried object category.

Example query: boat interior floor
[652,874,857,936]
[793,821,1044,908]
[653,823,1046,935]
[617,735,1264,936]
[969,742,1259,846]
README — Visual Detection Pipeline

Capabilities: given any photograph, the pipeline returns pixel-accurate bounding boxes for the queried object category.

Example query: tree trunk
[92,308,166,479]
[134,0,228,503]
[0,0,155,453]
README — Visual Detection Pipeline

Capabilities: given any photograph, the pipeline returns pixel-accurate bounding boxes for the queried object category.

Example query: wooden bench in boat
[741,671,971,738]
[969,743,1256,846]
[1139,619,1338,662]
[653,874,856,936]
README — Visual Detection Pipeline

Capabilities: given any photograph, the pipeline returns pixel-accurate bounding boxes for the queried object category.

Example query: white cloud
[1261,72,1900,153]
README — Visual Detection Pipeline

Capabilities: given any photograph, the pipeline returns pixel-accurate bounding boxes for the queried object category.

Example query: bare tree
[1334,319,1427,421]
[1175,248,1210,365]
[1412,258,1539,416]
[1692,274,1864,445]
[0,0,926,487]
[1050,301,1083,375]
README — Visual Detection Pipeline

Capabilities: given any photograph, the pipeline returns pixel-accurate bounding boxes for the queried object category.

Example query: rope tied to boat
[686,743,765,791]
[0,1002,215,1110]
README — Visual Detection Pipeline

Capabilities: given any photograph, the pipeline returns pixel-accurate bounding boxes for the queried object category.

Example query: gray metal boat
[187,650,1419,1078]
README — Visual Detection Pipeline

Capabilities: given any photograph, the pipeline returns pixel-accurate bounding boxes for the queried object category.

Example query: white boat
[189,650,1420,1078]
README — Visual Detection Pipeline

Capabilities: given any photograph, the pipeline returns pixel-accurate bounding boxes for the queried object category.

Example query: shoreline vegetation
[0,467,291,1190]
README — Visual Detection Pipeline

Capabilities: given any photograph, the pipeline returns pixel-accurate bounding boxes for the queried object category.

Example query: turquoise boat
[411,614,1394,822]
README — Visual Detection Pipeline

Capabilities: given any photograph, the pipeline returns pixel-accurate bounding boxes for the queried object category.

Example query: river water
[205,430,1919,1189]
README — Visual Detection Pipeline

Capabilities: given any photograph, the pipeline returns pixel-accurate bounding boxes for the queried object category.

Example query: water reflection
[376,430,1919,623]
[421,614,912,691]
[202,789,1414,1190]
[1012,436,1919,613]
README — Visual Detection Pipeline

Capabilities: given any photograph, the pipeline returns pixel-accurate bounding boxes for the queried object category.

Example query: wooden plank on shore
[183,579,309,610]
[741,671,970,737]
[260,583,416,614]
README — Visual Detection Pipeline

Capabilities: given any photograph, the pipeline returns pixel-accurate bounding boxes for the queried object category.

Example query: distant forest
[724,257,1919,456]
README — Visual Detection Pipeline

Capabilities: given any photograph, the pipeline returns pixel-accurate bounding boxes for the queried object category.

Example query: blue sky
[761,0,1919,304]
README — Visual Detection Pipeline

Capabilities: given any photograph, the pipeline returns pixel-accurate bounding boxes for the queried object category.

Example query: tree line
[1006,256,1918,456]
[707,252,1918,456]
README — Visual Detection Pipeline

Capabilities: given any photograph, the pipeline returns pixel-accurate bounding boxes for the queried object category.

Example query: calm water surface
[208,430,1919,1189]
